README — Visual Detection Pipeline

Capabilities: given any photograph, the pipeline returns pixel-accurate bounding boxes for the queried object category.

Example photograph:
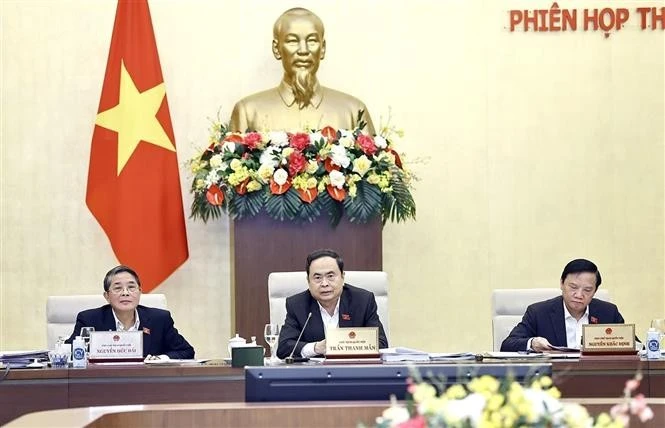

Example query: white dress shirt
[563,302,589,349]
[300,298,341,358]
[111,309,140,331]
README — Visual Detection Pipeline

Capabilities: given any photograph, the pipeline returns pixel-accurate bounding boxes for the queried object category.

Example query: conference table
[1,358,663,426]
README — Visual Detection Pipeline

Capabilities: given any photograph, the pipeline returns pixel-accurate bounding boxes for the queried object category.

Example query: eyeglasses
[310,273,339,285]
[108,285,140,295]
[565,284,595,296]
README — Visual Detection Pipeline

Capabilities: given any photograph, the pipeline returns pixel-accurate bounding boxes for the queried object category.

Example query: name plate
[582,323,636,354]
[89,331,143,362]
[326,327,379,358]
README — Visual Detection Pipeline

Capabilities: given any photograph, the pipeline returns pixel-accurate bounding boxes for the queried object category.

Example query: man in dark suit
[501,259,626,352]
[66,265,194,359]
[277,249,388,359]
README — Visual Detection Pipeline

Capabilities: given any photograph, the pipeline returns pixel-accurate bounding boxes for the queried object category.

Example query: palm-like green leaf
[228,191,264,220]
[344,180,382,223]
[382,168,416,224]
[265,188,301,221]
[294,194,322,223]
[318,191,344,228]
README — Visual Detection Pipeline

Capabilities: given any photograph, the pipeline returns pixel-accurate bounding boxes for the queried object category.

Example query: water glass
[264,323,281,364]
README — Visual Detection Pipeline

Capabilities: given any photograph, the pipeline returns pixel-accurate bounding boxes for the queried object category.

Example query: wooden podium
[232,213,382,342]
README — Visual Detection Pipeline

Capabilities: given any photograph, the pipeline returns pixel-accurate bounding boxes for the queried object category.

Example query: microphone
[285,312,312,364]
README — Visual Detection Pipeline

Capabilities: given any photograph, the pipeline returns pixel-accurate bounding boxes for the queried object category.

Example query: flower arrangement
[188,111,416,227]
[376,373,653,428]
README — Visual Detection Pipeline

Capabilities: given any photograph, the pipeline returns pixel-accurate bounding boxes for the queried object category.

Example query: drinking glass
[264,323,281,364]
[80,327,95,353]
[651,318,665,349]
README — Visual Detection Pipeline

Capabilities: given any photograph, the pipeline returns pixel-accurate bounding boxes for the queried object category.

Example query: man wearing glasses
[501,259,626,352]
[66,265,194,359]
[277,249,388,359]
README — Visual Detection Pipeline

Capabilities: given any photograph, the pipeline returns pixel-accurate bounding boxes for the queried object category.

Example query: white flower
[309,131,324,145]
[257,163,275,183]
[209,154,223,168]
[377,405,410,427]
[374,135,388,149]
[329,170,346,189]
[273,168,288,185]
[259,146,281,168]
[352,155,372,177]
[222,141,236,153]
[204,170,218,186]
[338,135,355,148]
[330,144,350,168]
[268,131,289,147]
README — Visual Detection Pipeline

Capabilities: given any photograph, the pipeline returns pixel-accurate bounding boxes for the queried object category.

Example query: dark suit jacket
[276,284,388,359]
[500,295,625,352]
[65,305,195,359]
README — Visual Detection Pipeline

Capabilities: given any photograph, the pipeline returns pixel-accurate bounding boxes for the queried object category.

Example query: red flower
[397,415,426,428]
[324,157,340,172]
[269,178,291,195]
[326,184,346,202]
[388,148,403,169]
[321,126,337,141]
[297,187,318,203]
[288,151,307,176]
[289,133,310,151]
[235,178,250,195]
[243,132,262,149]
[224,134,243,143]
[205,185,224,206]
[357,134,377,156]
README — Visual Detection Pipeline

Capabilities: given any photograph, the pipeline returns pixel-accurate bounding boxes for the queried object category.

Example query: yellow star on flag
[95,59,175,175]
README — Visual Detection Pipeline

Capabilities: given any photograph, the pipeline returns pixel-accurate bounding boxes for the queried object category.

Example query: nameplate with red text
[89,331,143,362]
[326,327,379,358]
[582,324,636,354]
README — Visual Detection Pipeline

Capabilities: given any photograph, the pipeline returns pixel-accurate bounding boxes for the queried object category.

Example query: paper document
[485,351,548,359]
[380,347,429,362]
[429,352,476,361]
[144,359,207,365]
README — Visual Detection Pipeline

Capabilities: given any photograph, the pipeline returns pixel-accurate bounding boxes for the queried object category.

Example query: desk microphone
[285,312,312,364]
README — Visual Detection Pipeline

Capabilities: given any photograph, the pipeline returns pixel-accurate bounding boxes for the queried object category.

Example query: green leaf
[228,190,264,220]
[344,181,382,223]
[264,188,301,221]
[319,191,344,228]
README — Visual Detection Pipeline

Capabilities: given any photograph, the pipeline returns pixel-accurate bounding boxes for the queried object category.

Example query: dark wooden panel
[232,214,382,342]
[0,379,68,425]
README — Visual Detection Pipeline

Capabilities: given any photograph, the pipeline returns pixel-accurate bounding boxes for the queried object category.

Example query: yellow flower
[306,177,317,189]
[538,376,553,388]
[195,179,206,190]
[228,167,250,186]
[229,158,243,172]
[547,386,561,399]
[367,172,381,185]
[257,164,275,183]
[411,382,437,403]
[282,147,294,157]
[349,183,357,198]
[306,160,318,174]
[246,180,262,192]
[486,393,504,411]
[444,384,467,399]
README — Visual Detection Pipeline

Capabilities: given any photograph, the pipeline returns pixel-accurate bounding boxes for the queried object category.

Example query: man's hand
[314,340,326,355]
[531,337,553,352]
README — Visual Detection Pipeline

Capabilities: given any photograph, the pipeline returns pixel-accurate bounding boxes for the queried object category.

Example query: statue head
[272,8,326,108]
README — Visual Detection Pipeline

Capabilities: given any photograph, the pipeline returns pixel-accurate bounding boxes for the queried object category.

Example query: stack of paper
[0,350,49,368]
[429,352,476,361]
[380,347,430,362]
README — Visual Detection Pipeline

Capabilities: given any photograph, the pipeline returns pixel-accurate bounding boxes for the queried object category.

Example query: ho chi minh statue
[229,7,375,134]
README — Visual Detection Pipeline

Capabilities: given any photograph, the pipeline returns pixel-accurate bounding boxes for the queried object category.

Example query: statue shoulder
[232,87,281,111]
[321,86,368,110]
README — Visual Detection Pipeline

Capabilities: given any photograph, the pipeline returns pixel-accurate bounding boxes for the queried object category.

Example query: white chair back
[491,288,610,351]
[268,271,390,340]
[46,294,167,349]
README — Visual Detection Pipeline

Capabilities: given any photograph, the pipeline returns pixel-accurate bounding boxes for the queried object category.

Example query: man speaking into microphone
[276,249,389,359]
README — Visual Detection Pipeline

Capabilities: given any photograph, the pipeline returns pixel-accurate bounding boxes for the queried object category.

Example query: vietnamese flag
[86,0,188,292]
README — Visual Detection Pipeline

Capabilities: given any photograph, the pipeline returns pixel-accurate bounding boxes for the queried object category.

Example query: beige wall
[1,0,663,356]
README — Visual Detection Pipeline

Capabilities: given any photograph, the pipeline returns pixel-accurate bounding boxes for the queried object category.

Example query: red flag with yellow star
[87,0,188,292]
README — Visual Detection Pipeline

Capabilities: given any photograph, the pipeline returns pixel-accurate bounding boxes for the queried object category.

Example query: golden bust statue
[230,7,375,134]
